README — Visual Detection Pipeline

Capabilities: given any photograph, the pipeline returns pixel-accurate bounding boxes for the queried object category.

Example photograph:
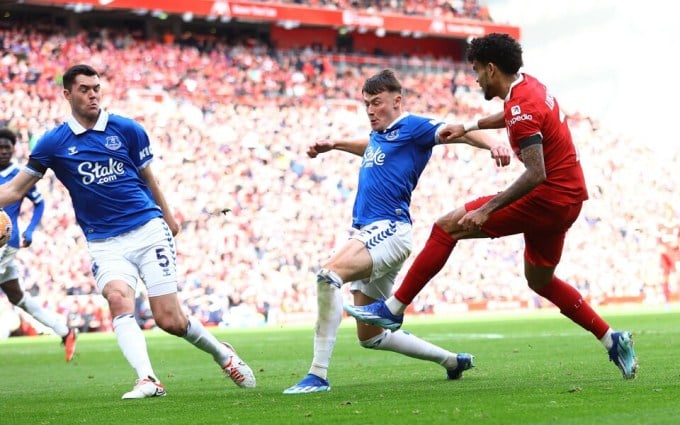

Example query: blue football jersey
[26,111,162,240]
[352,113,444,228]
[0,163,43,248]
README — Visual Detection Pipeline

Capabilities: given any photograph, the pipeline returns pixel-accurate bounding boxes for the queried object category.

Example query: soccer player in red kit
[344,33,638,379]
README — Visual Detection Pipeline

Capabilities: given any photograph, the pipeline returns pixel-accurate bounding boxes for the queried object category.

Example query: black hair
[466,33,524,74]
[62,64,99,90]
[0,128,16,145]
[362,69,402,95]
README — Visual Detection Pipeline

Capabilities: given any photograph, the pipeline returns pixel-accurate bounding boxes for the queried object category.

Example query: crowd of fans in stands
[270,0,492,21]
[0,17,677,337]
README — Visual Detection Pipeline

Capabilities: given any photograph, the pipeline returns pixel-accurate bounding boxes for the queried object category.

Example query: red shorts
[465,195,583,267]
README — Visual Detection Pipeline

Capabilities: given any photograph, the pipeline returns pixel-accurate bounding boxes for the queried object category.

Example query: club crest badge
[104,136,122,151]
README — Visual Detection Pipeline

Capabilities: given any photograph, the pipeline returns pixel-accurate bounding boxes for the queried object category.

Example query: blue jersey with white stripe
[352,113,443,228]
[26,111,162,240]
[0,163,43,248]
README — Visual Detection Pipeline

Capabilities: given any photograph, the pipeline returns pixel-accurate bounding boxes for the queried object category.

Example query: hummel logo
[68,146,78,155]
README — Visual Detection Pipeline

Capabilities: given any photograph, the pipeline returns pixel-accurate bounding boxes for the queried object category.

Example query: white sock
[113,314,157,381]
[385,296,407,315]
[309,269,343,380]
[17,294,69,337]
[361,329,458,368]
[600,328,614,350]
[183,316,230,366]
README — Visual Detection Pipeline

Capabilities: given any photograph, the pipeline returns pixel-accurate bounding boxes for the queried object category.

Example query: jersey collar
[505,73,525,102]
[0,162,17,178]
[66,110,110,135]
[382,112,410,133]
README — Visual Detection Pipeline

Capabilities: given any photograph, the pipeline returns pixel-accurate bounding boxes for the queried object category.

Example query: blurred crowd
[268,0,492,21]
[0,20,677,338]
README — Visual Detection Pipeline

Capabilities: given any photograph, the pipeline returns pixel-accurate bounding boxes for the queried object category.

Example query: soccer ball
[0,209,12,248]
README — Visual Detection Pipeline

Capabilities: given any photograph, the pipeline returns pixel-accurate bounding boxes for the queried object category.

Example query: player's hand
[490,144,512,167]
[307,140,334,158]
[458,209,490,232]
[21,231,32,248]
[438,124,466,142]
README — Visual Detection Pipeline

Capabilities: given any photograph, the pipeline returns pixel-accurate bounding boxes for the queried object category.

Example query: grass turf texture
[1,308,678,425]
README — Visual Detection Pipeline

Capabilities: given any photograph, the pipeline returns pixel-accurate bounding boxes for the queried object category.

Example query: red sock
[394,223,457,304]
[534,276,610,339]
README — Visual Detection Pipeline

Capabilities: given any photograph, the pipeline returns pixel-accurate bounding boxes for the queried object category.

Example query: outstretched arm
[439,111,507,141]
[0,170,40,208]
[476,111,506,130]
[307,138,369,158]
[437,124,512,167]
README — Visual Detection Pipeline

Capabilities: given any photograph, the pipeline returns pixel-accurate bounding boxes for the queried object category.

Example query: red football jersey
[504,73,588,204]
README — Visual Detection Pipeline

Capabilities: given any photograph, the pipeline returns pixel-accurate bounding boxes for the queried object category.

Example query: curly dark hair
[62,64,99,90]
[466,33,524,75]
[362,69,402,96]
[0,128,16,145]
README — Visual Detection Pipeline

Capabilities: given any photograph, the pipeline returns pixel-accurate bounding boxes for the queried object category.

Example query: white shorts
[0,246,19,284]
[87,217,177,297]
[349,220,412,300]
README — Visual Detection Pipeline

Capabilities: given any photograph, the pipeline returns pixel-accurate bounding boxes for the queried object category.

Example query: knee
[317,268,342,289]
[435,208,465,233]
[1,282,23,305]
[358,331,387,349]
[154,314,188,336]
[359,339,377,350]
[6,290,23,306]
[433,218,450,233]
[527,280,544,292]
[526,275,553,292]
[104,289,135,315]
[524,265,556,292]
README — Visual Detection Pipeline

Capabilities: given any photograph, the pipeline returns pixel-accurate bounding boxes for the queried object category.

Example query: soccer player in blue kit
[0,128,77,361]
[0,65,255,399]
[284,69,512,393]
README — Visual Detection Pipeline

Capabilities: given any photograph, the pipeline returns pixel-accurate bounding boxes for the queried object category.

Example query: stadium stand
[0,1,677,337]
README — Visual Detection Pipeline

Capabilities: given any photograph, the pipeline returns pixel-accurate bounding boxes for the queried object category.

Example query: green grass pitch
[1,308,678,425]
